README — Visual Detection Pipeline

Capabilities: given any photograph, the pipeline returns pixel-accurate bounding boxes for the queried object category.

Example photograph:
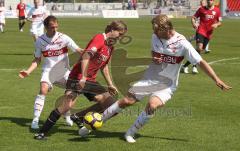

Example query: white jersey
[0,6,5,17]
[146,32,202,90]
[34,32,79,72]
[28,6,46,23]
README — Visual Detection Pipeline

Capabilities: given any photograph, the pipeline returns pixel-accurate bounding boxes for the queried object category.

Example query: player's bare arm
[79,51,91,88]
[152,51,163,64]
[101,64,118,96]
[75,48,84,54]
[19,57,41,78]
[191,16,198,29]
[198,60,232,90]
[211,21,222,29]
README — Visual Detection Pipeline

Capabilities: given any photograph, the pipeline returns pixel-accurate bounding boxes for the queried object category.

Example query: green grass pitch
[0,17,240,151]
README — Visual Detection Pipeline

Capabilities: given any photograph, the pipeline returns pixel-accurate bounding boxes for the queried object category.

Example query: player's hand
[192,23,198,30]
[79,78,86,89]
[108,85,118,96]
[215,79,232,91]
[152,57,162,64]
[211,23,218,29]
[19,70,29,78]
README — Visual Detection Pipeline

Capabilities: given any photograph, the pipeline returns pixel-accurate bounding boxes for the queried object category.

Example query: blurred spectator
[127,0,132,10]
[132,0,137,10]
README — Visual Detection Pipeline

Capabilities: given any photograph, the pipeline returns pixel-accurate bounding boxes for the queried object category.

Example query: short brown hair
[105,20,127,34]
[151,15,173,32]
[44,15,58,28]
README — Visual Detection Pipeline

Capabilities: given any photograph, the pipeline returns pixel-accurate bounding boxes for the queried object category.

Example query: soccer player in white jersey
[0,2,6,33]
[78,15,232,143]
[19,15,83,129]
[27,0,48,41]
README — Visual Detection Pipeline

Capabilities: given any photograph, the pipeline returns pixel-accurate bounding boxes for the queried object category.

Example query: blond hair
[105,20,128,34]
[151,15,173,32]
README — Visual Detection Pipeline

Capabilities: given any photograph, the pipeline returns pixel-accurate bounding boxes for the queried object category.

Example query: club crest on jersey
[212,11,216,15]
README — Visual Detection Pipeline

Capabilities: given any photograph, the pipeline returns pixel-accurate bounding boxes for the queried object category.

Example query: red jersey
[194,6,221,39]
[17,3,26,17]
[69,33,113,82]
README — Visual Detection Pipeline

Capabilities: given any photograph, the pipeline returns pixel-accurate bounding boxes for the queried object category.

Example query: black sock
[183,61,191,67]
[18,23,21,30]
[39,108,61,134]
[20,22,25,29]
[193,65,197,67]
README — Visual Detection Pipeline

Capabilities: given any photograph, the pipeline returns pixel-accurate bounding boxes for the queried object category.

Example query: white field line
[0,58,239,71]
[208,57,240,65]
[0,68,19,71]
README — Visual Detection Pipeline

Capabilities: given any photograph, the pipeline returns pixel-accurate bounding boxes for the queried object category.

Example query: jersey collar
[103,33,107,40]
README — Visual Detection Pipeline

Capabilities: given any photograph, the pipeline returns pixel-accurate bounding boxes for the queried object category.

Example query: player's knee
[148,99,164,111]
[120,97,136,107]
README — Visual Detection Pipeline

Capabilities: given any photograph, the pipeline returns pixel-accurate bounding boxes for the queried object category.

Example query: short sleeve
[151,34,160,52]
[64,35,79,52]
[85,34,104,57]
[27,8,33,18]
[194,8,201,18]
[182,40,202,65]
[34,41,42,58]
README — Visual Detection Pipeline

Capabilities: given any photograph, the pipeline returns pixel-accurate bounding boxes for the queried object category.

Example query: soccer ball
[83,112,103,130]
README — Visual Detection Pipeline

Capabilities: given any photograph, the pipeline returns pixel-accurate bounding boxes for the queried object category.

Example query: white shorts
[129,79,175,104]
[0,16,5,24]
[40,70,70,89]
[30,22,44,37]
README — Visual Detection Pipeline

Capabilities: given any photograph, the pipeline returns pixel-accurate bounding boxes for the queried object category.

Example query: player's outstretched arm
[75,48,84,54]
[19,57,41,78]
[79,52,91,88]
[101,64,118,96]
[198,60,232,90]
[191,16,198,29]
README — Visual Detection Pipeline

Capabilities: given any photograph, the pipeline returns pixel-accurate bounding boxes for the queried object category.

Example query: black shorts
[195,33,209,49]
[66,79,108,101]
[19,16,26,20]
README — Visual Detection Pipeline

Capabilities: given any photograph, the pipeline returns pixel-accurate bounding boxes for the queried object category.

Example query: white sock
[64,110,71,120]
[33,94,45,121]
[102,102,122,122]
[126,111,152,136]
[0,25,3,32]
[205,44,209,51]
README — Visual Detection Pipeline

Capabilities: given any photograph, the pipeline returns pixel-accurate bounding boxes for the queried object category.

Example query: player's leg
[34,91,78,140]
[31,82,49,129]
[30,24,38,41]
[124,96,164,143]
[18,18,21,31]
[203,38,210,54]
[192,34,205,74]
[125,88,172,143]
[54,70,74,126]
[34,79,81,139]
[0,22,4,33]
[71,82,116,127]
[0,23,3,32]
[19,17,26,31]
[78,95,136,137]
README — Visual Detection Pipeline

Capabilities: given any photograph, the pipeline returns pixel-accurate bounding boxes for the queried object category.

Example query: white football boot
[78,126,91,137]
[124,132,136,143]
[181,66,189,74]
[192,66,198,74]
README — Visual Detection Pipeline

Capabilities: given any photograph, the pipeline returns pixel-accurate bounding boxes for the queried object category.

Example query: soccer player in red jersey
[16,0,27,32]
[34,20,128,140]
[182,0,221,74]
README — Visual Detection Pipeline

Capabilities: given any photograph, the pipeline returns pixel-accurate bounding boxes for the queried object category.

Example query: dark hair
[43,15,58,28]
[105,20,127,34]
